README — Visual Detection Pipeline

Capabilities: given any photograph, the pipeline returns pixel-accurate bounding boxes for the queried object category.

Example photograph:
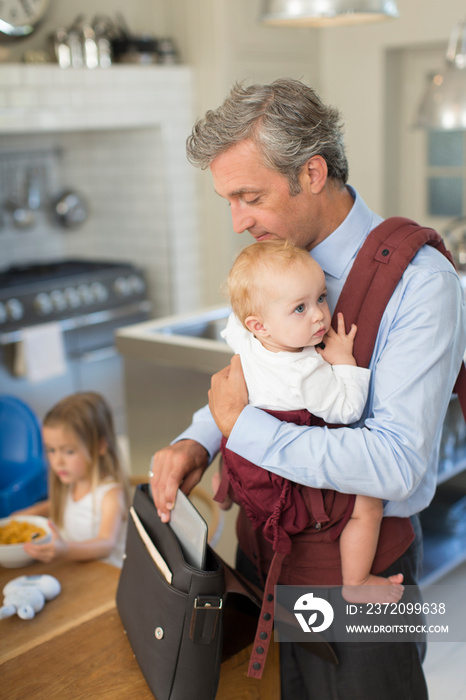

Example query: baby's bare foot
[342,573,404,604]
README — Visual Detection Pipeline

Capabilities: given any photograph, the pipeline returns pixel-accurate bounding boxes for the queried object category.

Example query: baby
[216,240,404,603]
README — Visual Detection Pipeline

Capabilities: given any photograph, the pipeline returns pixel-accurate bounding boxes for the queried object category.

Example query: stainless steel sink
[115,306,234,469]
[157,312,229,343]
[116,305,232,374]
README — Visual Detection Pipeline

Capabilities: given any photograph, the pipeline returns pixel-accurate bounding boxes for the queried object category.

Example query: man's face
[210,139,326,251]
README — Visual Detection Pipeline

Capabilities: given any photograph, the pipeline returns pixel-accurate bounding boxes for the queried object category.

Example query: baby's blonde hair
[44,392,130,527]
[228,240,317,325]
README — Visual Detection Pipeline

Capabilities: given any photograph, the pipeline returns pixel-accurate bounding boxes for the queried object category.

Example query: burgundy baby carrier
[214,217,466,679]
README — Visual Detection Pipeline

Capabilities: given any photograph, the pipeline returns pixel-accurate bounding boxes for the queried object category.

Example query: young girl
[20,392,129,568]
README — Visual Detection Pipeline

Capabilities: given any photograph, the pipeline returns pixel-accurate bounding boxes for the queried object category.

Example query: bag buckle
[190,596,223,644]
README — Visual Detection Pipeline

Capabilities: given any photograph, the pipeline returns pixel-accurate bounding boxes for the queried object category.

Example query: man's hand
[149,440,209,522]
[208,354,248,437]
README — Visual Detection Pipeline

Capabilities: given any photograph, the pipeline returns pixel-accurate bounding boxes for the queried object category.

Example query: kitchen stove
[0,259,151,434]
[0,260,149,336]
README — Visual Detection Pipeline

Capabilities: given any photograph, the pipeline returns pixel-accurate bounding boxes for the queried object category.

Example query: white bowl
[0,515,52,568]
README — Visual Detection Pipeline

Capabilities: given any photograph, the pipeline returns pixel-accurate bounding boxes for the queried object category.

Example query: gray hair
[186,78,348,195]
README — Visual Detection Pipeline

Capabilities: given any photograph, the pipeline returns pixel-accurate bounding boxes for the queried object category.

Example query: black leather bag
[116,484,261,700]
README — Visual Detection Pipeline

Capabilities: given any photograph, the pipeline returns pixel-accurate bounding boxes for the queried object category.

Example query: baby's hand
[316,313,357,366]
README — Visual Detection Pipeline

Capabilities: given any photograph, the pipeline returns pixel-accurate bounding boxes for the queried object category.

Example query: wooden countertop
[0,559,280,699]
[0,559,120,665]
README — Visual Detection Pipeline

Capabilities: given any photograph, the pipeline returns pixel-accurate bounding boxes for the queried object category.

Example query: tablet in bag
[169,489,208,569]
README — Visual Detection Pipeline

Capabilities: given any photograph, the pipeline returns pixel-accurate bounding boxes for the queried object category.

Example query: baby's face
[258,260,331,353]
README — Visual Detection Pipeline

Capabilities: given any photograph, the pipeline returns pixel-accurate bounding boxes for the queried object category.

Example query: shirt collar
[311,186,383,280]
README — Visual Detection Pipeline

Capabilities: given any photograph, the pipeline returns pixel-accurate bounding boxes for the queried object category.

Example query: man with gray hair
[150,78,466,699]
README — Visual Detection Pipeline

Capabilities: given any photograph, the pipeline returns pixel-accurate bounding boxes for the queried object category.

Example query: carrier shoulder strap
[333,216,466,417]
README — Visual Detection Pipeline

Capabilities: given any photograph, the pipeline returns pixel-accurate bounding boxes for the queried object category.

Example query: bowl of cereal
[0,516,52,568]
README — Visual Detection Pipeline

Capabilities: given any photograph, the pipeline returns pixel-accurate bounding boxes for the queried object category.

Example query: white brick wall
[0,65,201,316]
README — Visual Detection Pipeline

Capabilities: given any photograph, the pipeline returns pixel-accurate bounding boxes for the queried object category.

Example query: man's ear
[245,315,269,338]
[302,154,328,195]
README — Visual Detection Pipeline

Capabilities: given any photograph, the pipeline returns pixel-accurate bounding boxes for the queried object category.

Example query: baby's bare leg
[340,495,404,603]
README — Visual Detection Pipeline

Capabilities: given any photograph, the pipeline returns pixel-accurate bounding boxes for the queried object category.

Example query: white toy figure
[0,574,61,620]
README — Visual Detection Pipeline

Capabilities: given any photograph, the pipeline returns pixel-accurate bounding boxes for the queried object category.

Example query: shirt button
[315,522,322,531]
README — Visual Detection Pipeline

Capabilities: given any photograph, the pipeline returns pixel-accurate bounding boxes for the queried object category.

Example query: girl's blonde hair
[227,240,317,325]
[44,392,130,527]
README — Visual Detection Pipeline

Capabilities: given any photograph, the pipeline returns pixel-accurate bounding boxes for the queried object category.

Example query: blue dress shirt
[175,188,466,517]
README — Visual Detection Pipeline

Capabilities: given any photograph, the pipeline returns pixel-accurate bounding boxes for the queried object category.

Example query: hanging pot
[51,190,89,229]
[5,167,36,230]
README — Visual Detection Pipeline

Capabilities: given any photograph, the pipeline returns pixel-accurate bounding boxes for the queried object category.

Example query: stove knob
[127,274,145,294]
[0,302,7,324]
[6,298,24,321]
[50,290,67,312]
[77,284,94,305]
[114,276,130,297]
[64,287,81,309]
[34,292,53,316]
[90,282,108,303]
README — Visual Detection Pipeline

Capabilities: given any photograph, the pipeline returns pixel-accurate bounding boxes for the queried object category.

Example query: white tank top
[62,481,126,568]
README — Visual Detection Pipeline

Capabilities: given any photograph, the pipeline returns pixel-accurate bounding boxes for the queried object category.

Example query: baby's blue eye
[318,294,326,304]
[294,304,305,314]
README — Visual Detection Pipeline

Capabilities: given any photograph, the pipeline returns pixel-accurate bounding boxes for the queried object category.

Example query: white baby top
[222,312,370,424]
[62,480,127,568]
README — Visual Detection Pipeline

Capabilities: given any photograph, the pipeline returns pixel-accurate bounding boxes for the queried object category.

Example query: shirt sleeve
[226,266,466,514]
[173,404,222,463]
[297,361,370,424]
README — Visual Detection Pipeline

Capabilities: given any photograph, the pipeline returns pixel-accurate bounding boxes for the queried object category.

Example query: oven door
[70,306,151,434]
[0,301,150,434]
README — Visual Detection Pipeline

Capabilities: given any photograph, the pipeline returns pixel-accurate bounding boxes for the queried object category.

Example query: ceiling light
[416,20,466,130]
[260,0,399,27]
